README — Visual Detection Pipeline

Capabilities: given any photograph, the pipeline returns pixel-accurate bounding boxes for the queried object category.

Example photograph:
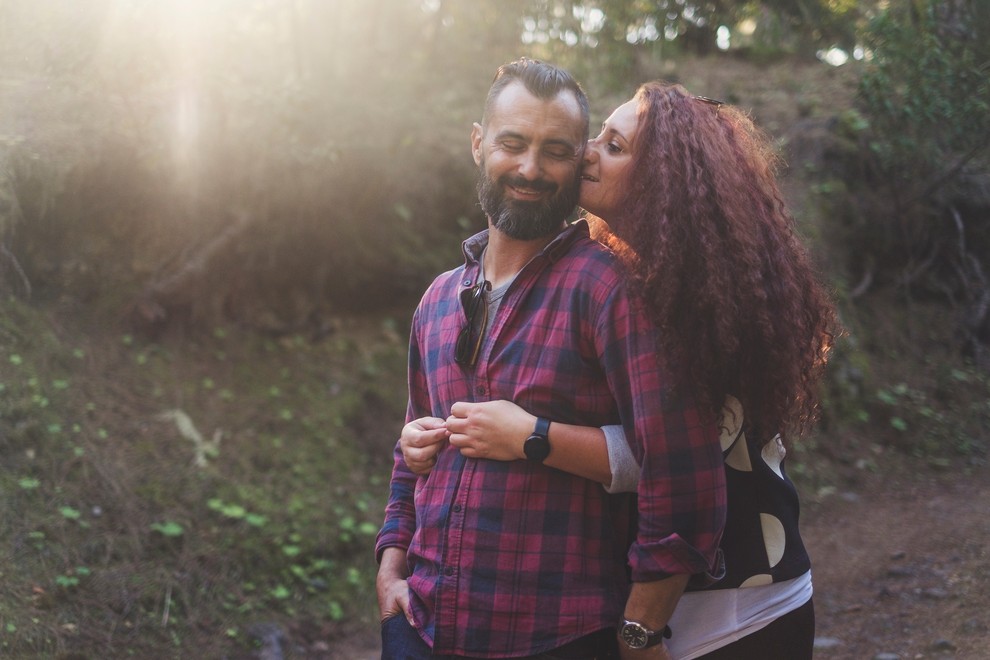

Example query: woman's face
[579,98,640,223]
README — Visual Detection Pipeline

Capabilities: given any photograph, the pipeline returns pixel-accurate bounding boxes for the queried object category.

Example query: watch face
[620,622,649,649]
[524,434,551,462]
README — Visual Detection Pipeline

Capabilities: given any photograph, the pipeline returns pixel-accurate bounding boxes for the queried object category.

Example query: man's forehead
[487,81,585,142]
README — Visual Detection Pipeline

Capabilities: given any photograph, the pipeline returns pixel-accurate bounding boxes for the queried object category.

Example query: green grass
[0,295,408,657]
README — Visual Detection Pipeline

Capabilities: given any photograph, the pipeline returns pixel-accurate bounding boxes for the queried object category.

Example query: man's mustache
[500,175,557,194]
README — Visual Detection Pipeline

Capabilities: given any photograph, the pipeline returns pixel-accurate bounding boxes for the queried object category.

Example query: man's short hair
[483,58,590,136]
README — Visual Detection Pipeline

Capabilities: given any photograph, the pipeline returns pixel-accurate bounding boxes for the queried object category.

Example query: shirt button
[462,279,472,287]
[475,385,485,396]
[444,567,455,576]
[452,504,462,513]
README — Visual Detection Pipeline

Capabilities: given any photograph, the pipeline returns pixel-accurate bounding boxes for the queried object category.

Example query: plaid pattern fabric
[377,221,726,658]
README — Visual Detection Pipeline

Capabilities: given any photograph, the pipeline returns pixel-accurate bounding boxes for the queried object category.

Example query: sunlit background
[1,1,988,657]
[0,0,880,322]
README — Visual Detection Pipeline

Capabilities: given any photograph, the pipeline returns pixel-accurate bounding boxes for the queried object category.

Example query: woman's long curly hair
[589,82,838,443]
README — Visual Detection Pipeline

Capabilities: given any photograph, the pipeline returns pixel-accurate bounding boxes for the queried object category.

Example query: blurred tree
[2,0,953,337]
[829,0,990,363]
[514,0,876,82]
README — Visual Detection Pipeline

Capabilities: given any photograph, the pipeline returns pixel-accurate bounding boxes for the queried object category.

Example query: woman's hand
[399,417,449,475]
[446,400,537,462]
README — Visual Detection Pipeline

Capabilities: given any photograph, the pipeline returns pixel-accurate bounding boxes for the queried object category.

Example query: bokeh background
[1,1,987,657]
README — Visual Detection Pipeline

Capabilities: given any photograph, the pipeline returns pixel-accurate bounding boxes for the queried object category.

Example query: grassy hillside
[0,299,409,657]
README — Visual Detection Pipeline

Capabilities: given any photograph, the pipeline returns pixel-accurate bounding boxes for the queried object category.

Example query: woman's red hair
[590,82,837,442]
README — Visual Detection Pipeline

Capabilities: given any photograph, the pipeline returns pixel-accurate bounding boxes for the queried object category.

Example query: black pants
[697,598,815,660]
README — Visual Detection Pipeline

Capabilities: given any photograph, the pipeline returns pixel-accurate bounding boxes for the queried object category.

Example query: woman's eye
[606,142,623,154]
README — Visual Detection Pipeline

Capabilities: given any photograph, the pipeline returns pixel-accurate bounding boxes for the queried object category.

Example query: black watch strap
[523,417,551,463]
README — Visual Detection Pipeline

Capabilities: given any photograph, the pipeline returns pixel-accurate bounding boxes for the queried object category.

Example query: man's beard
[476,167,579,240]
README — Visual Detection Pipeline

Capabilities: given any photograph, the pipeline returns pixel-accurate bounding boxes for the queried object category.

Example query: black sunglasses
[455,280,491,367]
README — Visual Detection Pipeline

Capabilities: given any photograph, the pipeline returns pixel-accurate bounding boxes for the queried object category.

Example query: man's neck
[484,223,564,288]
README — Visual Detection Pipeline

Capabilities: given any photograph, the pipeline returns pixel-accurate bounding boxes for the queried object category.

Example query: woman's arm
[444,400,616,486]
[399,401,643,491]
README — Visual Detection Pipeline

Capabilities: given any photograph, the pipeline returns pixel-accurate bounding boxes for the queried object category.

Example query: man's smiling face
[471,81,585,240]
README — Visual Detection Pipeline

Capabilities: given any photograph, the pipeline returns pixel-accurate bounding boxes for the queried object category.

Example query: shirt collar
[460,219,591,273]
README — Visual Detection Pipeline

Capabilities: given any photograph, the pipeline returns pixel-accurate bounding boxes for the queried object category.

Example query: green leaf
[950,369,969,382]
[245,513,267,527]
[151,521,185,537]
[877,389,898,405]
[221,504,247,519]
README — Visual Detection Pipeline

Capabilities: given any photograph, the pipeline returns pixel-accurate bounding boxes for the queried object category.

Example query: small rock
[246,621,286,660]
[961,618,987,634]
[886,566,913,578]
[921,588,950,600]
[890,550,907,560]
[931,639,956,651]
[813,637,842,649]
[872,654,900,660]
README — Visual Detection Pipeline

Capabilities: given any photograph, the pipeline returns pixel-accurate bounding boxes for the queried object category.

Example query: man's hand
[446,400,536,461]
[399,417,449,475]
[377,547,413,623]
[618,642,672,660]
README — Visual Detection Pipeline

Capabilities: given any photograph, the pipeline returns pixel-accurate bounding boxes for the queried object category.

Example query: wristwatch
[523,417,551,463]
[618,619,671,650]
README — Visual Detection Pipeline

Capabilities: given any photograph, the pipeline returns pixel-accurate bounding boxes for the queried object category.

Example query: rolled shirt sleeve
[595,282,726,584]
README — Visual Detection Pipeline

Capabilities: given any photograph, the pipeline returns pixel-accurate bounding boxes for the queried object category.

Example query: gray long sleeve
[603,424,640,494]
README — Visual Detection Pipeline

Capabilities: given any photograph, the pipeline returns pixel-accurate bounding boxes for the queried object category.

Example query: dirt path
[804,456,990,659]
[331,454,989,659]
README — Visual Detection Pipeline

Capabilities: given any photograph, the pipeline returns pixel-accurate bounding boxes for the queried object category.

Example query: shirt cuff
[628,534,725,585]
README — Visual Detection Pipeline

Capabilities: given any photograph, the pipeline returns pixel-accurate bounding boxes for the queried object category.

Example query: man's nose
[517,149,542,180]
[582,141,598,166]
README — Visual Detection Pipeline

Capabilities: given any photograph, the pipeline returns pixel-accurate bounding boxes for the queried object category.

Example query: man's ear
[470,122,483,166]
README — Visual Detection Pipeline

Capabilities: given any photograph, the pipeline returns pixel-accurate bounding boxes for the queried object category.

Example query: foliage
[0,0,883,333]
[819,0,990,363]
[0,295,408,656]
[514,0,874,83]
[858,0,990,191]
[0,0,497,329]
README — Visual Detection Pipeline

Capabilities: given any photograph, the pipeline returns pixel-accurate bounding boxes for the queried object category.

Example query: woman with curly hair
[402,82,837,659]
